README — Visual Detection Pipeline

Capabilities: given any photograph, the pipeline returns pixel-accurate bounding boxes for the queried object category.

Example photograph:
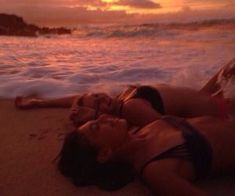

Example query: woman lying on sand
[58,114,235,195]
[15,59,235,127]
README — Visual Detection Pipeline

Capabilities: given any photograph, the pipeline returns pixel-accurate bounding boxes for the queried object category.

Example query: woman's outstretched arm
[15,95,79,109]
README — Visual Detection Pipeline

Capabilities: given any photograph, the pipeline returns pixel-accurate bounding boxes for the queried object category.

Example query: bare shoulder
[123,98,161,126]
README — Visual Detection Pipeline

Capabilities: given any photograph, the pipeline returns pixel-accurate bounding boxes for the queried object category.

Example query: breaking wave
[74,19,235,39]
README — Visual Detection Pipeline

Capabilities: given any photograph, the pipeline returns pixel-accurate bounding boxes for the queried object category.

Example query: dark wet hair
[57,131,135,191]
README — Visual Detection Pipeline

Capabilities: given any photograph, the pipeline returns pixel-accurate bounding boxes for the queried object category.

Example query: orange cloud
[0,0,234,26]
[116,0,161,9]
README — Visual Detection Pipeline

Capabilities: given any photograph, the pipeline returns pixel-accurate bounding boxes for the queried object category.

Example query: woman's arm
[142,160,208,196]
[15,95,78,109]
[200,58,235,95]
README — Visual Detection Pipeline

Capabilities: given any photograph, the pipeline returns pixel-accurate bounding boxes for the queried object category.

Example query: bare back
[155,84,219,117]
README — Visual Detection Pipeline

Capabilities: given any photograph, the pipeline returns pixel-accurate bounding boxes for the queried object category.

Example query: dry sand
[0,99,235,196]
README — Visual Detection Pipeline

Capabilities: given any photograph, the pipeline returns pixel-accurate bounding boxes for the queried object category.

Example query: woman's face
[78,114,128,150]
[79,93,114,113]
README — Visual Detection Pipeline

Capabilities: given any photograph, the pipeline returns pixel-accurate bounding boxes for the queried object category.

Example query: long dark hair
[57,131,135,191]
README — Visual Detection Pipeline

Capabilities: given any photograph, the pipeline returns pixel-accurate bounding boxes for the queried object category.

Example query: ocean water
[0,22,235,98]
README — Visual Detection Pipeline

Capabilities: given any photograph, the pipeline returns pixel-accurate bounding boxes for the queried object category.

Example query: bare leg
[200,58,235,95]
[15,95,79,109]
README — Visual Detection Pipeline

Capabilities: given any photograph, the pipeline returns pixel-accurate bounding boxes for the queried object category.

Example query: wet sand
[0,99,235,196]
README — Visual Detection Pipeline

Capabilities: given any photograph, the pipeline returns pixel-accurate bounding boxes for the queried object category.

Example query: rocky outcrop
[0,13,71,37]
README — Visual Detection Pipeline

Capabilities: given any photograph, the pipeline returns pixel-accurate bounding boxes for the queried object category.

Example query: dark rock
[0,13,71,37]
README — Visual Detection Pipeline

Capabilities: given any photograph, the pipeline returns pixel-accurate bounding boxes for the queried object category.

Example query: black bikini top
[131,116,212,180]
[133,86,165,114]
[118,85,165,117]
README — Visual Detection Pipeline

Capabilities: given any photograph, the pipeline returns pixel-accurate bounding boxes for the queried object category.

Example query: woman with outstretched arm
[15,58,235,127]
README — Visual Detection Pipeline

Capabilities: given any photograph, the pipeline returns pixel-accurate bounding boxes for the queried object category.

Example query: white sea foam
[0,22,234,98]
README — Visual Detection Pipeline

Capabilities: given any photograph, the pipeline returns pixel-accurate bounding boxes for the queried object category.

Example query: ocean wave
[74,19,235,39]
[0,25,234,98]
[74,25,179,39]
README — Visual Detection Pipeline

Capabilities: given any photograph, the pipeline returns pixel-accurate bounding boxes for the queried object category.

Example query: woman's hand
[69,106,97,126]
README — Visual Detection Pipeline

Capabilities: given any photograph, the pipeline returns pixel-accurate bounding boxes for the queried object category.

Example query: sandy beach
[0,99,151,196]
[1,98,235,196]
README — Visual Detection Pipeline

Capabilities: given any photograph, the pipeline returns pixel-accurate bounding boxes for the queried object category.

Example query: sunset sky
[0,0,235,26]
